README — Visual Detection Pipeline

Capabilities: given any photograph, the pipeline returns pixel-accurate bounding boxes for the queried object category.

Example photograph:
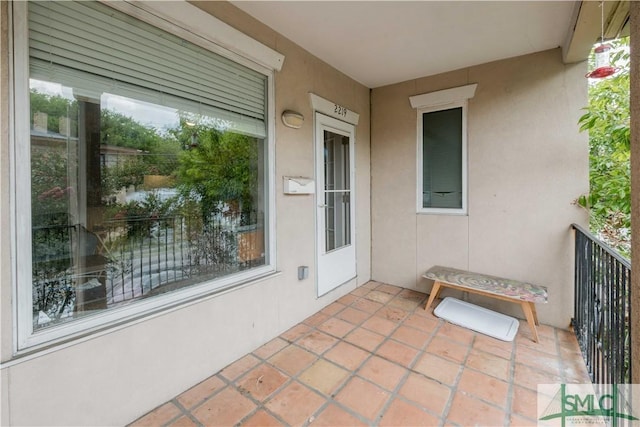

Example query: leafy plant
[30,90,78,134]
[174,123,260,223]
[577,37,630,256]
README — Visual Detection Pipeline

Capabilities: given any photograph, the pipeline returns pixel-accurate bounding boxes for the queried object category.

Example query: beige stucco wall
[0,2,371,425]
[371,49,589,329]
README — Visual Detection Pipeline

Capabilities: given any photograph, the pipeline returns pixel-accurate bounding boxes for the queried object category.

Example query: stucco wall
[371,48,589,329]
[0,2,371,425]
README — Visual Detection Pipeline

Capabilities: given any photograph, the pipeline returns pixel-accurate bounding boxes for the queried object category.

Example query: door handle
[318,204,327,208]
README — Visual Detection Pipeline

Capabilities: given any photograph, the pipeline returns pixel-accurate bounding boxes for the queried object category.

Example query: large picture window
[16,1,275,348]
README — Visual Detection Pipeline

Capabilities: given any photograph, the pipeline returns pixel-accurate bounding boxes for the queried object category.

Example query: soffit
[232,1,579,88]
[564,1,630,63]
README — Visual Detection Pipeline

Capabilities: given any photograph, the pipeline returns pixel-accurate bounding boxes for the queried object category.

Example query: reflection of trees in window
[31,90,265,330]
[173,121,260,225]
[100,109,181,194]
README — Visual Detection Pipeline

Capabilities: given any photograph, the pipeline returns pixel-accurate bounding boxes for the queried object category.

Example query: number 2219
[334,104,347,117]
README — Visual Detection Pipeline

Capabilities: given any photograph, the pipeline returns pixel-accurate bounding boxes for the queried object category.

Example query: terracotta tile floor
[129,281,590,427]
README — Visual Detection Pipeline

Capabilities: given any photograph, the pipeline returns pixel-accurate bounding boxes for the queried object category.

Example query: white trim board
[309,93,359,125]
[409,83,478,109]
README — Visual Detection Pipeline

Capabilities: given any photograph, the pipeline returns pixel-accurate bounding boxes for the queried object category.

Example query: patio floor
[129,281,591,427]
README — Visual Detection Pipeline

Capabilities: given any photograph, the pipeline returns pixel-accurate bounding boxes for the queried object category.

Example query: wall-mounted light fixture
[281,110,304,129]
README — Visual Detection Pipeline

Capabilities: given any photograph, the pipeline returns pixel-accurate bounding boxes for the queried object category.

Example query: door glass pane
[324,131,350,191]
[324,130,351,252]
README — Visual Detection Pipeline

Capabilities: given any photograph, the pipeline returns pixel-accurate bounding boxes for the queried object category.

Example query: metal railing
[572,223,631,385]
[32,211,265,329]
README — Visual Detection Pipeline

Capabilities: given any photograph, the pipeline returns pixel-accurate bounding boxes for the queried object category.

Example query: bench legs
[424,280,540,343]
[424,281,442,311]
[520,302,539,343]
[530,303,539,325]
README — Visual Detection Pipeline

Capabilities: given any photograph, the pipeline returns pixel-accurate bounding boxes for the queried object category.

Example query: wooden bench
[423,266,548,342]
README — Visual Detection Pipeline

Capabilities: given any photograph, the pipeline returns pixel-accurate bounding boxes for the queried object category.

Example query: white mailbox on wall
[283,176,315,194]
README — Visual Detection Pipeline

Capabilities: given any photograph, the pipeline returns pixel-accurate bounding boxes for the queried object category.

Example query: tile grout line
[168,398,202,427]
[306,283,409,425]
[181,331,315,426]
[244,284,406,426]
[129,283,588,427]
[228,357,293,427]
[308,284,420,425]
[554,326,571,384]
[368,294,439,424]
[437,328,476,425]
[140,371,237,427]
[186,368,264,426]
[502,333,517,426]
[310,283,436,425]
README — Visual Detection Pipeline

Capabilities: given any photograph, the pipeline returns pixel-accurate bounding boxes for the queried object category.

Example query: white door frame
[315,112,356,296]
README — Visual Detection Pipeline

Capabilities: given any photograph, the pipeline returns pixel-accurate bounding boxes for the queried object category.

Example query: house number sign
[309,93,360,126]
[334,104,348,117]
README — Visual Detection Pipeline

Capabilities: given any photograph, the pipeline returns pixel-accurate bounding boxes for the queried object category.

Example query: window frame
[411,84,476,216]
[11,0,279,353]
[416,100,468,215]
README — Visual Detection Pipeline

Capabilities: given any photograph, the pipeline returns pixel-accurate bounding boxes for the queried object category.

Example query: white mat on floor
[433,297,519,342]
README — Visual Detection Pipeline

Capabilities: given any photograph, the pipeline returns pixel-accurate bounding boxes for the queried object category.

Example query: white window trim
[410,84,477,110]
[11,1,279,353]
[103,0,284,74]
[412,84,476,215]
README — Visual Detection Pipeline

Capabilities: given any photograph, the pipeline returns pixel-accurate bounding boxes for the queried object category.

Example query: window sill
[417,210,468,216]
[6,269,282,366]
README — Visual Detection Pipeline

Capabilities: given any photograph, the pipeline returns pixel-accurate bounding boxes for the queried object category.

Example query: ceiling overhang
[564,0,630,63]
[232,1,627,88]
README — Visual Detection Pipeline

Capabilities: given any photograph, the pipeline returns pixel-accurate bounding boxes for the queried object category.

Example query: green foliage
[29,90,264,321]
[31,148,70,223]
[101,157,149,194]
[101,110,181,190]
[174,122,259,219]
[101,109,163,150]
[113,192,179,238]
[578,37,630,254]
[30,91,75,225]
[147,137,182,176]
[30,90,78,134]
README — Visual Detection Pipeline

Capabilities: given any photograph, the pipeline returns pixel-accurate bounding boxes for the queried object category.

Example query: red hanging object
[586,43,617,79]
[587,65,617,79]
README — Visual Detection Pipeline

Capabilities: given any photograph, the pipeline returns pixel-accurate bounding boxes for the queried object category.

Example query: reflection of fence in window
[102,210,264,304]
[32,211,264,328]
[32,222,74,328]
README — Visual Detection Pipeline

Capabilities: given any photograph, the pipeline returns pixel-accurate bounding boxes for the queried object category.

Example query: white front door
[316,113,356,296]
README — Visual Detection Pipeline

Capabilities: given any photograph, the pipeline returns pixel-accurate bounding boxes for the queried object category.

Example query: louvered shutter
[29,1,267,138]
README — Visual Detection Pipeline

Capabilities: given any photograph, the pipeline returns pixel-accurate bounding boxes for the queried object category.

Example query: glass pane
[323,129,351,252]
[422,107,463,209]
[324,131,350,191]
[30,79,266,331]
[325,191,351,252]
